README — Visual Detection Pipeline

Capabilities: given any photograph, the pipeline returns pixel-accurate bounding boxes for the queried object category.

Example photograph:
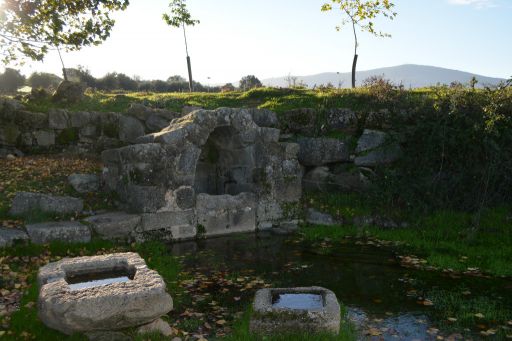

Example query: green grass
[21,87,434,115]
[427,288,511,338]
[223,306,357,341]
[301,206,512,276]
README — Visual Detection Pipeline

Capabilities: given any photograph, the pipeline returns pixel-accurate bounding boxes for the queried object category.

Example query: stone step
[0,228,29,248]
[26,221,91,244]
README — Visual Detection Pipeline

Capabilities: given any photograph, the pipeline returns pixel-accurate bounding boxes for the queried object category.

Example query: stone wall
[0,99,181,155]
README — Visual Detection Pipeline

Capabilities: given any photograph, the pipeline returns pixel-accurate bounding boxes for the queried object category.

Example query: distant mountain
[262,64,506,89]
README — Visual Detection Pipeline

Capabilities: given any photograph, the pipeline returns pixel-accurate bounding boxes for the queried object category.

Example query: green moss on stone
[56,128,79,145]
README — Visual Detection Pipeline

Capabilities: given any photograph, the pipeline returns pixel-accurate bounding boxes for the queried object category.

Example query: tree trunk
[186,56,193,92]
[182,24,193,92]
[351,54,358,88]
[56,45,68,81]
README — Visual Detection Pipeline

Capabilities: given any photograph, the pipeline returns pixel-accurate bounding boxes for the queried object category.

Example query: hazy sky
[4,0,512,84]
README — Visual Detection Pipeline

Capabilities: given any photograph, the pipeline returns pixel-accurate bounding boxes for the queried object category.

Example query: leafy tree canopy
[28,71,62,89]
[239,75,262,90]
[162,0,199,28]
[0,0,130,64]
[321,0,396,37]
[0,67,25,92]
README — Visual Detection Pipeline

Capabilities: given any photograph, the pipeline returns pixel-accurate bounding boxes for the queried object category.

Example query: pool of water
[272,293,324,310]
[66,270,133,291]
[169,232,511,340]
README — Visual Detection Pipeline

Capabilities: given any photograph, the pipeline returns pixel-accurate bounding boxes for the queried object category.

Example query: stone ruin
[101,108,303,241]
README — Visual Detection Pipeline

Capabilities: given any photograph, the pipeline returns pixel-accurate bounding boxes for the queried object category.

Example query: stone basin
[37,252,173,335]
[250,286,340,335]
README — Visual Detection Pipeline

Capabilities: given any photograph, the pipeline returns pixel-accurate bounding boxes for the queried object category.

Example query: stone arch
[193,125,257,195]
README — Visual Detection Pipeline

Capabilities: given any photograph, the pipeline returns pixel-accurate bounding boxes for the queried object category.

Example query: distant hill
[262,64,506,89]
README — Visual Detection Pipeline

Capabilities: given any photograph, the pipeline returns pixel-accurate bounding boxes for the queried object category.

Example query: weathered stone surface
[84,212,140,240]
[140,210,195,232]
[306,208,338,226]
[196,193,257,237]
[53,81,86,103]
[325,108,358,133]
[280,108,318,134]
[250,287,341,335]
[70,111,96,128]
[174,186,195,210]
[68,174,100,193]
[137,318,173,337]
[146,114,170,131]
[297,137,350,166]
[121,186,167,213]
[119,116,145,143]
[182,105,202,115]
[26,221,91,244]
[246,108,279,128]
[34,130,55,146]
[354,144,402,167]
[0,228,29,247]
[303,166,369,192]
[0,123,20,146]
[354,129,402,167]
[38,253,173,334]
[48,109,70,129]
[9,192,83,216]
[14,110,48,129]
[355,129,387,154]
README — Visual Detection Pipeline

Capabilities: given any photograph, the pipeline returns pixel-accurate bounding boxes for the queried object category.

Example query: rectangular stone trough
[250,286,341,335]
[37,252,173,335]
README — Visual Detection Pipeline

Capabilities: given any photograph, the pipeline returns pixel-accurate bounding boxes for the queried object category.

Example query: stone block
[84,212,141,240]
[26,221,91,244]
[37,252,173,334]
[68,174,100,193]
[9,192,83,216]
[0,228,29,247]
[298,137,350,166]
[250,287,341,335]
[140,210,195,232]
[119,116,145,143]
[48,109,70,129]
[196,193,257,237]
[34,130,55,147]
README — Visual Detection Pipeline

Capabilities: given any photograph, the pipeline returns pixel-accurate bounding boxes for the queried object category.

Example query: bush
[373,81,512,212]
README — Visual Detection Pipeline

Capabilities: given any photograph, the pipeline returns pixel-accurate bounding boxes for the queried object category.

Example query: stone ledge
[26,221,91,244]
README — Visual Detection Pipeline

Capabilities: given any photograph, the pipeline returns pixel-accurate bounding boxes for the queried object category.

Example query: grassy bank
[304,194,512,277]
[21,87,433,114]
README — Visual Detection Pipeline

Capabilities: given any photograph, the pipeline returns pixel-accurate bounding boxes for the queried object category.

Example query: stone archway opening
[193,125,256,196]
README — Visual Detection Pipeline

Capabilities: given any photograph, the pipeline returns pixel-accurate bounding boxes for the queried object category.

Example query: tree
[221,83,235,92]
[75,66,97,88]
[0,0,129,80]
[284,74,299,88]
[239,75,262,91]
[28,72,62,89]
[321,0,396,88]
[116,73,138,91]
[163,0,199,92]
[96,72,119,91]
[469,76,478,89]
[0,68,25,92]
